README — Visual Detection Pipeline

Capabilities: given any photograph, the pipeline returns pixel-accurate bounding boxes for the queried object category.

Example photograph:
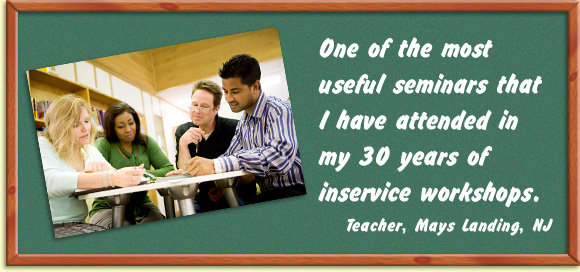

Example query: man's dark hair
[218,54,261,87]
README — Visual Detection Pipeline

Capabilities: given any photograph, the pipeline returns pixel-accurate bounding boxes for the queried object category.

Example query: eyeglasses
[187,104,215,113]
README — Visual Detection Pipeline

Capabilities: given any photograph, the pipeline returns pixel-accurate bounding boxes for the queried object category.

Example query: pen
[143,172,156,182]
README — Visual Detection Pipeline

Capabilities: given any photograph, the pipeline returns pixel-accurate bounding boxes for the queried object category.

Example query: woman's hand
[84,161,113,173]
[165,169,184,177]
[110,164,146,187]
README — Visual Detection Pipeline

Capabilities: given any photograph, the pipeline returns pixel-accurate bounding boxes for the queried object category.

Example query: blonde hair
[43,94,96,164]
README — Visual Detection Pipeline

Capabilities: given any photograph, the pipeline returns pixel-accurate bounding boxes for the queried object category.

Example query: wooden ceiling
[91,28,282,94]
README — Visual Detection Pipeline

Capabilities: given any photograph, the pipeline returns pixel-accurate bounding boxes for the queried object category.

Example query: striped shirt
[217,91,304,191]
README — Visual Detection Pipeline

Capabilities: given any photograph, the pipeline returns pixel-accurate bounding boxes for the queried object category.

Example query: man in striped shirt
[185,54,305,202]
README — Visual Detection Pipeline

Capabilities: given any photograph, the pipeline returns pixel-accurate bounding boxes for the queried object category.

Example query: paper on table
[152,173,193,183]
[71,173,193,196]
[73,176,152,194]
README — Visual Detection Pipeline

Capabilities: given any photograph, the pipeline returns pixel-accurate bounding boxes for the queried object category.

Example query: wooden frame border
[5,0,580,266]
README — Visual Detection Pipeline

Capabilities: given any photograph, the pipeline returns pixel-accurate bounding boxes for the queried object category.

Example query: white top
[38,136,108,224]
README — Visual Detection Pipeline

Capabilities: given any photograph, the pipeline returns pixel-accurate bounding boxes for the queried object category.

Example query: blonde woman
[38,94,145,238]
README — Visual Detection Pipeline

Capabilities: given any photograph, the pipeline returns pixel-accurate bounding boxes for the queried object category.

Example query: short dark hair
[104,102,148,148]
[192,80,222,107]
[218,54,261,87]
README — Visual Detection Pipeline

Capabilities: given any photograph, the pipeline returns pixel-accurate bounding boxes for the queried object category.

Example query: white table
[75,170,249,228]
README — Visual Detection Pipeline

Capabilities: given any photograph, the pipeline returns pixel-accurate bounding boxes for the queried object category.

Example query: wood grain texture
[5,0,580,266]
[570,4,580,264]
[91,28,281,93]
[6,2,19,265]
[5,254,580,266]
[5,0,579,12]
[150,28,281,92]
[91,51,156,93]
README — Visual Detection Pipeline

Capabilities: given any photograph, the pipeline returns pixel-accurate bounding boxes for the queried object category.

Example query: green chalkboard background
[18,12,568,254]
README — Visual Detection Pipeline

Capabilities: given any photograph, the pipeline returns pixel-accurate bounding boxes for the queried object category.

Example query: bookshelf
[27,69,147,132]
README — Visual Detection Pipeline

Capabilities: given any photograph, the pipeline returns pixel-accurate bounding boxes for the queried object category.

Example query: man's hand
[179,127,205,146]
[184,156,216,176]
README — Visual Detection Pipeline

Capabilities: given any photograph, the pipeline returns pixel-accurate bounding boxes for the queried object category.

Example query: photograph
[27,27,306,238]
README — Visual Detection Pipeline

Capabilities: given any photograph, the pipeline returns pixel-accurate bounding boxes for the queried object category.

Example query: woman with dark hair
[89,102,174,228]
